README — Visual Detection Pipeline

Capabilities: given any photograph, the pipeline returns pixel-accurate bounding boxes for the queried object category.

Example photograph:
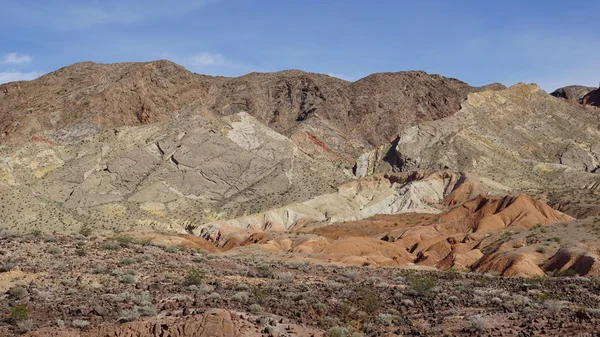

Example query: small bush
[8,286,28,299]
[9,304,29,322]
[75,247,87,256]
[72,319,90,328]
[30,229,42,237]
[102,242,121,250]
[469,315,487,332]
[184,268,206,286]
[165,246,178,253]
[408,275,436,293]
[329,326,349,337]
[48,247,62,255]
[120,274,136,284]
[252,286,269,305]
[232,291,249,303]
[79,225,93,237]
[248,304,262,314]
[120,258,137,266]
[545,300,564,318]
[536,247,546,254]
[256,265,272,278]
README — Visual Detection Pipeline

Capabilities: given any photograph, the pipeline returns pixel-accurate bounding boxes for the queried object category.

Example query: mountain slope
[358,83,600,189]
[0,61,504,166]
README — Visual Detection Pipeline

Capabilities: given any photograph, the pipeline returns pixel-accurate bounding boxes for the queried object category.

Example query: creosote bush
[184,268,206,286]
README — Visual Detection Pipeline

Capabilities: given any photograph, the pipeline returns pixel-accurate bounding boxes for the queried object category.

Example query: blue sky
[0,0,599,91]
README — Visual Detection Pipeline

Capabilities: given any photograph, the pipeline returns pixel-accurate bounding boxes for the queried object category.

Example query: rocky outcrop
[583,88,600,107]
[27,309,235,337]
[543,245,600,276]
[363,83,600,189]
[550,85,597,103]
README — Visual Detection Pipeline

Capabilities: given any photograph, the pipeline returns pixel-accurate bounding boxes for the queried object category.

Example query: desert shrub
[377,313,394,325]
[469,315,487,332]
[48,247,62,255]
[79,225,93,237]
[313,302,328,314]
[137,305,157,317]
[252,286,269,305]
[248,304,263,314]
[192,256,205,263]
[536,247,546,254]
[446,295,460,304]
[554,269,577,277]
[119,305,157,321]
[17,319,34,332]
[232,291,249,303]
[545,300,564,318]
[75,247,87,256]
[8,286,28,299]
[184,268,206,286]
[102,242,121,250]
[120,258,137,265]
[30,229,42,237]
[328,326,350,337]
[256,265,272,278]
[56,319,65,328]
[407,275,436,293]
[401,299,414,307]
[208,292,222,300]
[165,246,178,253]
[9,304,29,322]
[0,261,16,272]
[587,308,600,318]
[343,270,360,281]
[275,271,294,281]
[357,285,380,315]
[120,274,136,284]
[72,320,90,328]
[113,291,151,305]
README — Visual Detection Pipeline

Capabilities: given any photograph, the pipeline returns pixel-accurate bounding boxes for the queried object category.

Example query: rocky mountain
[0,60,504,167]
[358,83,600,190]
[550,85,597,103]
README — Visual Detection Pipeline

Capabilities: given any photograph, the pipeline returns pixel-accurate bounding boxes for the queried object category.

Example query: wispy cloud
[1,53,33,65]
[0,71,42,84]
[2,0,209,30]
[160,51,256,76]
[326,73,358,82]
[188,52,225,66]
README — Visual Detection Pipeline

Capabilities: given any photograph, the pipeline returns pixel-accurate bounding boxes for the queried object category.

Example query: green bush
[9,304,29,322]
[48,247,62,255]
[184,269,206,286]
[407,275,437,293]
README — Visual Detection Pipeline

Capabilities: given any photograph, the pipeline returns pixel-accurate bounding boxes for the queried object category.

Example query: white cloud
[1,53,33,65]
[0,71,42,84]
[188,52,225,66]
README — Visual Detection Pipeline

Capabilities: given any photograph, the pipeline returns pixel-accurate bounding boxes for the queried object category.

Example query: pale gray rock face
[560,143,600,173]
[0,112,349,234]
